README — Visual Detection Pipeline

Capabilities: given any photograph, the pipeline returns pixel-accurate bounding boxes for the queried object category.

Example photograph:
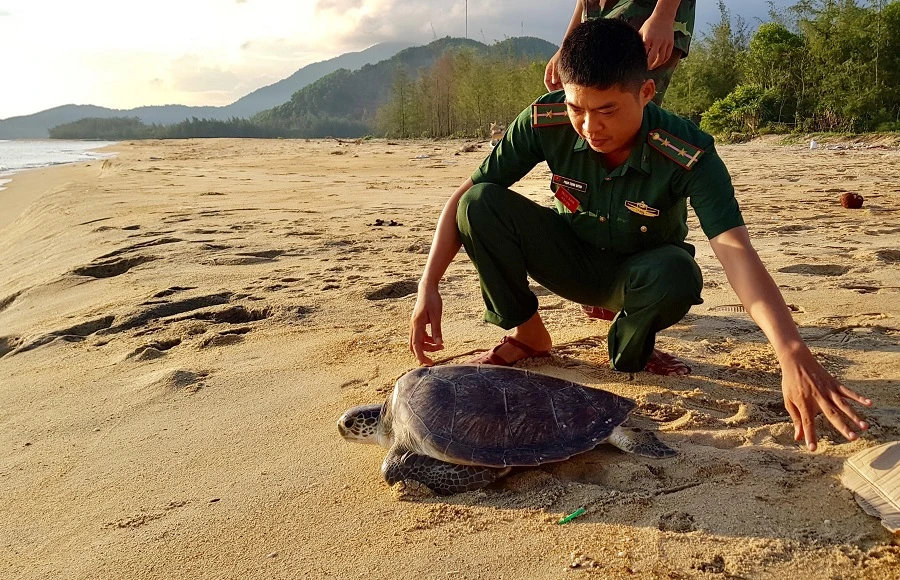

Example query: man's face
[563,80,655,156]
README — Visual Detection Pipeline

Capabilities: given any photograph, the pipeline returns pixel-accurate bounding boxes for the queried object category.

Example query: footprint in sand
[0,290,23,314]
[72,256,157,279]
[198,328,249,348]
[9,316,116,356]
[777,264,850,276]
[153,286,197,298]
[126,338,182,361]
[875,249,900,263]
[151,369,209,393]
[100,293,232,335]
[365,280,418,300]
[0,335,24,358]
[658,511,696,533]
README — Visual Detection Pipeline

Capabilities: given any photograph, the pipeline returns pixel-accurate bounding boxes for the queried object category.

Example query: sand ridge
[0,137,898,578]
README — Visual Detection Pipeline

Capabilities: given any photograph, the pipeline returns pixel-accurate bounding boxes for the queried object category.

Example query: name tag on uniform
[551,174,588,193]
[555,186,582,213]
[625,200,660,217]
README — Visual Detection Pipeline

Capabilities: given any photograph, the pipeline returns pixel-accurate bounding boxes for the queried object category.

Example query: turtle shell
[391,365,635,468]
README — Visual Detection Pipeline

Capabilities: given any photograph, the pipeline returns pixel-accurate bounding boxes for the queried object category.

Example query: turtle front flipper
[382,445,510,495]
[608,426,676,458]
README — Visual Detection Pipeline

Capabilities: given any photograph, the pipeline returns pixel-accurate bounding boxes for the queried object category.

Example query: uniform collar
[573,105,653,175]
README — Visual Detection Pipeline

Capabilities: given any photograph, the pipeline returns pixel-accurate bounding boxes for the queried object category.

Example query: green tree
[700,84,778,136]
[666,0,748,120]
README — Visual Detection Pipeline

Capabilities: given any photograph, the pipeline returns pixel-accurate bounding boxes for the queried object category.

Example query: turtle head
[337,403,390,446]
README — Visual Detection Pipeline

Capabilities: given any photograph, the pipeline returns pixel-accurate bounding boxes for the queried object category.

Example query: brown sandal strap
[469,335,550,366]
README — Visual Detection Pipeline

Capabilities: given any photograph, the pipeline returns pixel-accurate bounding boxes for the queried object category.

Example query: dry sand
[1,137,898,579]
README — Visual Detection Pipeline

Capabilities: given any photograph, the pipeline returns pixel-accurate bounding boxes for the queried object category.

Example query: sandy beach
[1,137,898,578]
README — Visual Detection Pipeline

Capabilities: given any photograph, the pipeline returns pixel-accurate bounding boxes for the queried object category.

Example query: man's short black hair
[557,18,648,92]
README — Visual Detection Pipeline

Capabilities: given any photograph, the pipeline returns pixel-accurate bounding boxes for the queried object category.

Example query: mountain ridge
[0,42,411,139]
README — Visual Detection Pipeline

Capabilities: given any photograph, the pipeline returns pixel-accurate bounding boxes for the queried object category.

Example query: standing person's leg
[647,48,683,106]
[603,244,703,373]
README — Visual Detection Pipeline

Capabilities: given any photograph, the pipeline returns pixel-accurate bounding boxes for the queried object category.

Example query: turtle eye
[343,417,355,429]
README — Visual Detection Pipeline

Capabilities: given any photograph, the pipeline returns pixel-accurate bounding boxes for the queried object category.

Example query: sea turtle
[337,365,675,495]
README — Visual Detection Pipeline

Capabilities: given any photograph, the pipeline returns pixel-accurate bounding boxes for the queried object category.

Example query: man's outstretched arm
[709,226,872,451]
[408,178,474,365]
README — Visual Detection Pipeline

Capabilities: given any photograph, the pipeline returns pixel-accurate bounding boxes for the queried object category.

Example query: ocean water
[0,140,117,190]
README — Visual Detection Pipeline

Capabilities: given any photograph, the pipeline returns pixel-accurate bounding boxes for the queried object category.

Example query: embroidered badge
[532,103,570,127]
[625,200,660,217]
[648,129,704,170]
[551,174,588,193]
[555,186,582,213]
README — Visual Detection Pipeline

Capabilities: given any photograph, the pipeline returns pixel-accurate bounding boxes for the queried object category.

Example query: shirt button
[640,226,648,233]
[599,216,607,223]
[604,177,611,181]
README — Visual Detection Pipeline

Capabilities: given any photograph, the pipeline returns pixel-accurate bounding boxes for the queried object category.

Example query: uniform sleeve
[470,103,545,189]
[677,144,744,240]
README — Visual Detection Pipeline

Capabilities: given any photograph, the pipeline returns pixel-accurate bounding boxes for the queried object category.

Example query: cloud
[0,10,11,16]
[308,0,794,54]
[311,0,571,51]
[317,0,365,10]
[169,55,241,93]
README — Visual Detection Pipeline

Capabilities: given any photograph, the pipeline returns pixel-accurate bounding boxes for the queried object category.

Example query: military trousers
[456,182,703,372]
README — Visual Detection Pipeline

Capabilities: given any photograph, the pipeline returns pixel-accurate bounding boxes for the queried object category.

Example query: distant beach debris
[490,122,506,147]
[840,192,864,209]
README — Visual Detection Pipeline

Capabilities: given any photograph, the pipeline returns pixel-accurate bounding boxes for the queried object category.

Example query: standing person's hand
[639,14,675,70]
[409,283,444,365]
[780,347,872,451]
[544,50,563,91]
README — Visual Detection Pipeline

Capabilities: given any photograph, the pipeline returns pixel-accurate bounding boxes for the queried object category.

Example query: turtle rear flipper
[382,445,510,495]
[608,426,676,458]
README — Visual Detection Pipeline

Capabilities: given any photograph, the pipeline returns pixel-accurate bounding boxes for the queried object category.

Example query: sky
[0,0,792,120]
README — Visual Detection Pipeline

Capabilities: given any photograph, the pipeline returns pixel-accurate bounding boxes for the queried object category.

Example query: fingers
[409,318,443,366]
[784,399,803,442]
[838,384,872,407]
[431,317,443,348]
[800,407,817,452]
[409,328,430,366]
[544,61,556,92]
[819,399,858,442]
[647,42,673,70]
[646,43,662,70]
[830,395,868,432]
[544,56,563,91]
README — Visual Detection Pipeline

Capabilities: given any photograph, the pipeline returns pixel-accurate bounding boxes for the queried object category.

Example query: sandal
[468,336,551,366]
[581,305,617,321]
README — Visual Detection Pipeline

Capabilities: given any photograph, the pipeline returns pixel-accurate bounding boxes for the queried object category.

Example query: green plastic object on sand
[558,507,586,525]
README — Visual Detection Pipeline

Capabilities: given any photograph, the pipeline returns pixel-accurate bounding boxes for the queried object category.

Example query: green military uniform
[583,0,696,105]
[458,90,743,372]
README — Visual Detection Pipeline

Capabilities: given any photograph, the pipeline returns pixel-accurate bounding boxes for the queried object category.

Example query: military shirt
[583,0,696,56]
[470,90,744,255]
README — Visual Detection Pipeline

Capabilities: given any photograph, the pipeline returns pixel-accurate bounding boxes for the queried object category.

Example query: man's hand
[710,225,874,452]
[638,14,675,70]
[780,346,872,451]
[409,282,444,366]
[544,50,563,92]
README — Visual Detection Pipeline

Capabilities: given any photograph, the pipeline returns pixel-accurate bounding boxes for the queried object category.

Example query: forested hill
[255,36,558,126]
[0,42,410,138]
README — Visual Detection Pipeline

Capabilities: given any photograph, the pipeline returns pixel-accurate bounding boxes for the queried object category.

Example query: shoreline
[0,143,120,230]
